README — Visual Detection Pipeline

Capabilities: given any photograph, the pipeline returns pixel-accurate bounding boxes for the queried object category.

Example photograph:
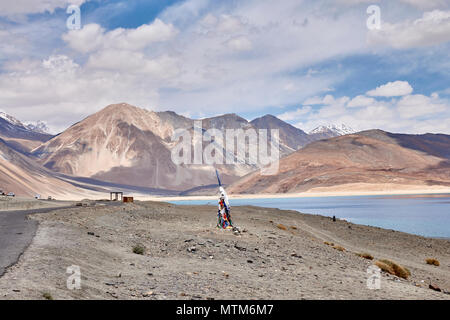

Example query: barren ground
[0,201,449,300]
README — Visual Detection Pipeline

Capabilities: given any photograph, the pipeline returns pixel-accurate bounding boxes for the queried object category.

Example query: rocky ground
[0,201,449,300]
[0,197,71,211]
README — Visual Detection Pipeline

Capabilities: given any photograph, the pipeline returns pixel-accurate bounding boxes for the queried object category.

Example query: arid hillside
[31,103,316,191]
[229,130,450,194]
[0,138,100,199]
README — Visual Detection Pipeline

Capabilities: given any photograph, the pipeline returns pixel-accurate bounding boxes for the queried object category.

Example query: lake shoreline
[167,193,450,239]
[141,187,450,202]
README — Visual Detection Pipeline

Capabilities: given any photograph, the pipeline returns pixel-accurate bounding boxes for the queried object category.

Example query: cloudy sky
[0,0,449,134]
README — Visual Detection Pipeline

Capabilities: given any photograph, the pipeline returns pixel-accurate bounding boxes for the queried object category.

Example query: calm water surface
[170,194,450,238]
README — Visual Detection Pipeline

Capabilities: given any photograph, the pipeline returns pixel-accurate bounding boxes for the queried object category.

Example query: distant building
[110,192,123,201]
[123,196,134,203]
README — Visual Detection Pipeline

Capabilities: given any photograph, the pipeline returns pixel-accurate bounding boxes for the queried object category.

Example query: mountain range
[229,130,450,194]
[0,103,448,199]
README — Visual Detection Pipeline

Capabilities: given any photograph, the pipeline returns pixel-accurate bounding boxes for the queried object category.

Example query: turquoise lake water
[170,194,450,238]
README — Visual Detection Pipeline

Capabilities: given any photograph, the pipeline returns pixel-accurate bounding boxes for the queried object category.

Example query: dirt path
[0,206,75,276]
[0,201,448,300]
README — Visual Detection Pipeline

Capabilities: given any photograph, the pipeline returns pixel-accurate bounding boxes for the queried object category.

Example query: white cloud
[347,95,376,108]
[86,50,179,77]
[367,81,413,97]
[303,94,350,106]
[0,54,161,132]
[368,10,450,49]
[399,0,449,10]
[225,36,253,52]
[396,94,447,118]
[278,106,312,121]
[1,0,449,134]
[277,83,450,134]
[0,0,88,17]
[62,19,178,53]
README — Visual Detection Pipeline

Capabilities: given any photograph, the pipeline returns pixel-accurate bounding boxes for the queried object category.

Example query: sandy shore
[141,184,450,202]
[0,200,449,300]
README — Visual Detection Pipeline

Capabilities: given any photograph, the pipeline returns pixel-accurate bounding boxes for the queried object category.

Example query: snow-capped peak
[0,112,25,127]
[25,121,50,134]
[309,124,355,136]
[0,112,50,134]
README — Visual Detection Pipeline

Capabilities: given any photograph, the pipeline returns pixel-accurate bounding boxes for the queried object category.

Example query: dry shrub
[133,244,145,255]
[276,224,288,231]
[375,259,411,279]
[42,292,53,300]
[356,253,374,260]
[375,261,394,274]
[425,258,440,266]
[332,245,345,252]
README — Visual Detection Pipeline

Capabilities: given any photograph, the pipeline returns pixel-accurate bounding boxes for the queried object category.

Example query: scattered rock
[429,284,441,292]
[247,259,254,264]
[234,244,247,251]
[187,246,197,253]
[142,291,154,297]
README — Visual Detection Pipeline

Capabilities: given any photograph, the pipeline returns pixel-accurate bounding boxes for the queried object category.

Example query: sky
[0,0,449,134]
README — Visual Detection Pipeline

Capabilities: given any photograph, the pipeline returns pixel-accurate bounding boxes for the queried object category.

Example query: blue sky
[0,0,449,134]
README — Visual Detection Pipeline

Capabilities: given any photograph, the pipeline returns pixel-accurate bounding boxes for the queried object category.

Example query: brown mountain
[251,114,313,150]
[32,104,319,191]
[0,137,99,199]
[31,104,255,190]
[228,130,450,194]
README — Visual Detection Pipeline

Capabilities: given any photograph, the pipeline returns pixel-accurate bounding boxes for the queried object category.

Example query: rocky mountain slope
[228,130,450,194]
[0,137,99,198]
[251,114,314,150]
[0,112,53,154]
[2,104,448,196]
[32,104,322,191]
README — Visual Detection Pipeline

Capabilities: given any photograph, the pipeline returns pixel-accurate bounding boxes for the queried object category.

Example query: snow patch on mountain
[309,124,355,136]
[0,112,24,127]
[25,121,50,134]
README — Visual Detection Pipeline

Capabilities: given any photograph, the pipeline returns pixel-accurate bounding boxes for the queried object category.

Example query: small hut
[110,192,123,201]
